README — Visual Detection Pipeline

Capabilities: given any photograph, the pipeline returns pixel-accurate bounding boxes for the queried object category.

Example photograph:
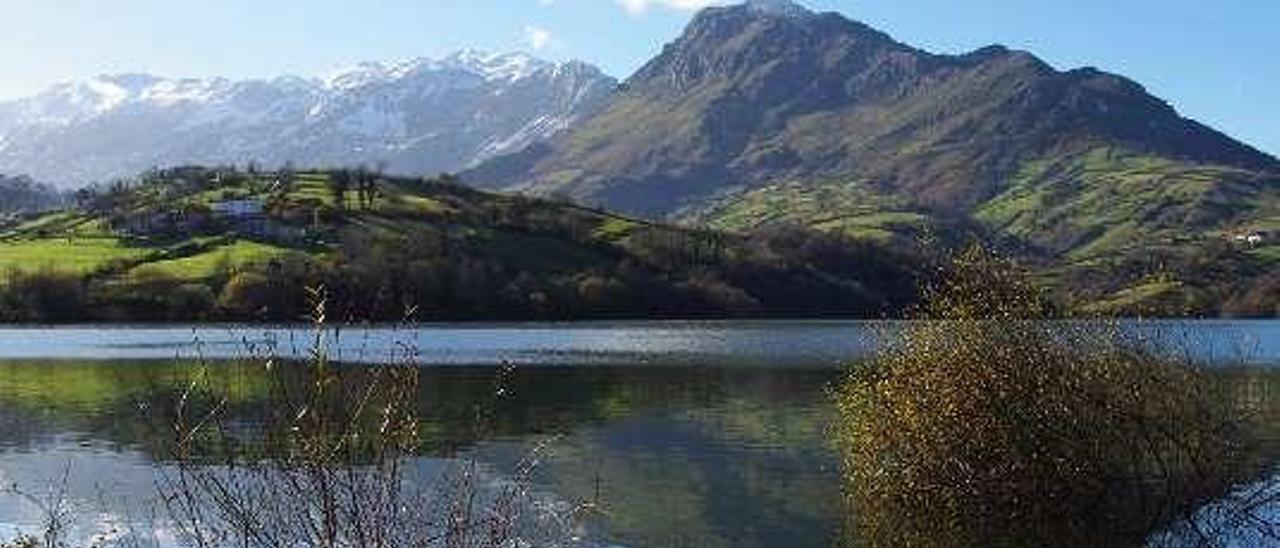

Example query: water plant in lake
[833,245,1277,547]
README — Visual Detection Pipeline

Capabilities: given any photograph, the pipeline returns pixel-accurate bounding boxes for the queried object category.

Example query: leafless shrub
[151,289,581,547]
[833,245,1277,547]
[1,472,71,548]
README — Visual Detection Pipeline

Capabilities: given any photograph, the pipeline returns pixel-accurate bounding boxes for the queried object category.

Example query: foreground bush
[153,291,580,547]
[833,246,1272,547]
[0,288,588,547]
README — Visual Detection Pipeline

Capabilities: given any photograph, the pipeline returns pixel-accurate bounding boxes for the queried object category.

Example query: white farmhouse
[211,199,264,219]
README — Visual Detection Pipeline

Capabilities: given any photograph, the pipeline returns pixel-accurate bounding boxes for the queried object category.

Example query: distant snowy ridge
[0,51,616,187]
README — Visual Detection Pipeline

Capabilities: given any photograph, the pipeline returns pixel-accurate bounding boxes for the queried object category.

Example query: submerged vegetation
[833,246,1277,546]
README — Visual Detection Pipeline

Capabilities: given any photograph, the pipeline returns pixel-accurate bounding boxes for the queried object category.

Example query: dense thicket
[833,247,1275,546]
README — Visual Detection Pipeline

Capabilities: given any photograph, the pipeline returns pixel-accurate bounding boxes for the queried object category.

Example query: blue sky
[1,0,1276,155]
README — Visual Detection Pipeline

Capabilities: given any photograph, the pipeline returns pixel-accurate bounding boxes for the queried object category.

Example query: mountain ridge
[459,1,1277,315]
[464,2,1276,215]
[0,51,617,188]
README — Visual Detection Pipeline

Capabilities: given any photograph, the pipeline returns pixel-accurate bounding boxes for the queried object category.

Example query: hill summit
[466,1,1275,215]
[461,1,1277,316]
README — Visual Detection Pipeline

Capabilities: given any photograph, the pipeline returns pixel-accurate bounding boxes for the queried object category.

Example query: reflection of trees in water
[0,359,847,547]
[513,404,844,548]
[0,360,839,458]
[410,365,848,547]
[3,357,1275,547]
[0,360,273,456]
[0,405,50,450]
[413,365,837,447]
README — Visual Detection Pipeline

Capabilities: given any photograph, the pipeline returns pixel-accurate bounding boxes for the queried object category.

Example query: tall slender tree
[328,169,350,214]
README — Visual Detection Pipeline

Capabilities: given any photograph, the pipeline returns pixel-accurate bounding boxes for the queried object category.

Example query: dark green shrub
[0,268,86,322]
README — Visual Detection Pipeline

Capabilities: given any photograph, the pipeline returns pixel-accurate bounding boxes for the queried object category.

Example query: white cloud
[616,0,727,16]
[524,25,554,50]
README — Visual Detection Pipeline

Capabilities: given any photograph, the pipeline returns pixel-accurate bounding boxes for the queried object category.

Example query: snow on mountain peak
[78,79,130,111]
[324,61,393,91]
[0,51,616,187]
[140,78,232,105]
[445,50,549,82]
[322,51,551,91]
[96,73,164,92]
[12,78,131,125]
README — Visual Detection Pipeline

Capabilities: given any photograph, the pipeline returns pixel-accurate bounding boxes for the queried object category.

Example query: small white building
[1228,230,1269,247]
[211,199,264,218]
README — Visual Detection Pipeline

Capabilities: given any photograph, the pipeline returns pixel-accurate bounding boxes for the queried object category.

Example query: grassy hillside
[0,167,925,322]
[697,147,1278,317]
[685,180,930,243]
[681,179,1009,251]
[981,147,1276,316]
[976,147,1277,257]
[466,4,1276,218]
[457,3,1277,318]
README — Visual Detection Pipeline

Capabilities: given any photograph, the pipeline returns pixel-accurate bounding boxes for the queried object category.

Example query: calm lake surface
[0,320,1277,547]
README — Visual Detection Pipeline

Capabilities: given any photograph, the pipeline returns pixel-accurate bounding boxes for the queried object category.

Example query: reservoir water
[0,320,1276,546]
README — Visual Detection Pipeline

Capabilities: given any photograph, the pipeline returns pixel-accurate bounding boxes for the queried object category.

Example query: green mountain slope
[466,2,1275,214]
[0,166,925,322]
[976,148,1277,257]
[464,1,1278,316]
[696,149,1277,316]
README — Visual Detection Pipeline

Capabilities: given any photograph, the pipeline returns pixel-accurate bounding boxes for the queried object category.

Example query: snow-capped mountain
[0,51,616,187]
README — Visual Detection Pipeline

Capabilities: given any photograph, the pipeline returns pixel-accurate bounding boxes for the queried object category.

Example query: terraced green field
[0,171,383,280]
[977,147,1273,260]
[691,180,930,242]
[135,240,300,281]
[0,167,929,322]
[0,175,315,280]
[694,147,1278,316]
[0,237,152,274]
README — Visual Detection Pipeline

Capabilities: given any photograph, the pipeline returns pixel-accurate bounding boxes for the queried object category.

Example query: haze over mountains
[0,51,615,187]
[0,174,61,213]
